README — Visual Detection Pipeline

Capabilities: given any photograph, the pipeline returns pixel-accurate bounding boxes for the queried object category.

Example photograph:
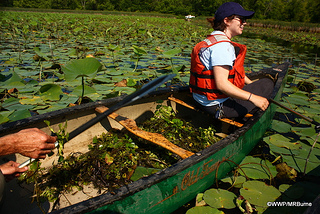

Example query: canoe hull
[0,63,289,214]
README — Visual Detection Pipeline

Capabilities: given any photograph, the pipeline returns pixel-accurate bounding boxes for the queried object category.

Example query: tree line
[1,0,320,23]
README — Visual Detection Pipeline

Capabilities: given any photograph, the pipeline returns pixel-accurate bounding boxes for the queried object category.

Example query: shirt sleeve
[209,42,236,69]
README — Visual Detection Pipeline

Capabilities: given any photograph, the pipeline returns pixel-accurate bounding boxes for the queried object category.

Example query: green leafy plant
[62,57,102,104]
[161,48,182,76]
[132,45,148,72]
[44,120,69,162]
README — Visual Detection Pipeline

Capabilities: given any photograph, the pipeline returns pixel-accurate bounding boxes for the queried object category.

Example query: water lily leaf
[15,68,39,77]
[114,86,136,94]
[270,120,292,133]
[72,85,97,97]
[283,96,310,106]
[34,47,50,61]
[0,114,10,124]
[240,181,281,207]
[132,45,147,56]
[282,143,320,175]
[0,110,14,124]
[2,97,34,111]
[8,109,31,121]
[195,193,207,206]
[130,166,160,182]
[221,175,246,188]
[93,84,114,92]
[37,103,67,114]
[126,78,137,87]
[68,48,78,57]
[39,84,63,101]
[108,69,123,76]
[238,156,277,180]
[203,188,236,209]
[162,48,182,58]
[20,96,43,105]
[0,71,23,86]
[278,184,291,193]
[291,126,317,138]
[105,44,120,52]
[1,97,20,110]
[62,58,102,81]
[267,143,300,156]
[264,134,301,150]
[94,75,113,83]
[186,206,223,214]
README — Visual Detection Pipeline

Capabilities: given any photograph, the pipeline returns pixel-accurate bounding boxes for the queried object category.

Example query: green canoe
[0,63,289,214]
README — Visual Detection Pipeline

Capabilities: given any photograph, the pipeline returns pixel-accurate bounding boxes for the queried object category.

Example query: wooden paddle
[95,106,194,159]
[19,74,176,168]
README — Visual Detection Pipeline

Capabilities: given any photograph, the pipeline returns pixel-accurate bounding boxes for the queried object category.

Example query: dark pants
[0,171,4,208]
[195,78,274,118]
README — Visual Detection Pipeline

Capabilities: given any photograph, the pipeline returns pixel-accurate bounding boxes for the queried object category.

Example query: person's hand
[12,128,57,159]
[0,161,28,182]
[249,94,269,111]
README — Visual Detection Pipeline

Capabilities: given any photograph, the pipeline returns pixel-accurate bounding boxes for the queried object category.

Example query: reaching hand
[7,128,57,159]
[0,161,28,182]
[249,94,270,111]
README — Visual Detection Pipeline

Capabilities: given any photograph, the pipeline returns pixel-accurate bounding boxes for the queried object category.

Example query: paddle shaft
[270,99,320,127]
[19,74,175,168]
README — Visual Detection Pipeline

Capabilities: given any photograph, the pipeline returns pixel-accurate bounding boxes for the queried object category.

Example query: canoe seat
[168,96,249,128]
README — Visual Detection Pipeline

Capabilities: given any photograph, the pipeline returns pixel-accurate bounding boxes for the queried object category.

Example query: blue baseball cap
[214,2,255,22]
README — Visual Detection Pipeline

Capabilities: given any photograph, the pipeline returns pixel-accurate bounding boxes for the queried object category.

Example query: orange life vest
[189,34,247,100]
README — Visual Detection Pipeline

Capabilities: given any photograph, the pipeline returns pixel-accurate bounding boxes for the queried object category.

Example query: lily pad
[270,120,292,133]
[283,95,310,106]
[0,110,14,124]
[221,175,246,188]
[264,134,301,150]
[132,45,148,56]
[72,85,97,97]
[62,58,102,81]
[130,166,160,181]
[39,84,63,101]
[238,156,277,180]
[186,206,223,214]
[291,126,317,139]
[8,109,31,121]
[240,181,281,207]
[203,188,236,209]
[162,48,182,58]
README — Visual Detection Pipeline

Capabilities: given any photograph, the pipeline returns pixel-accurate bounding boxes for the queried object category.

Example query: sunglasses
[234,16,246,25]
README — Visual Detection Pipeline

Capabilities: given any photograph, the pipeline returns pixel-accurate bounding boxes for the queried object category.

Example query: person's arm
[0,128,57,159]
[213,65,269,111]
[245,75,253,84]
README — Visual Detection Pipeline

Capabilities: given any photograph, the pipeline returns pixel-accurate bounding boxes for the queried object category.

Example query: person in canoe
[189,2,274,119]
[0,128,56,206]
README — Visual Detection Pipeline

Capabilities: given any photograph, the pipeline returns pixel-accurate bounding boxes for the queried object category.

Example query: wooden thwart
[168,96,246,128]
[95,106,194,159]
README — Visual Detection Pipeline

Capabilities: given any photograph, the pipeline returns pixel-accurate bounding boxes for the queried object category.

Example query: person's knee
[253,78,274,98]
